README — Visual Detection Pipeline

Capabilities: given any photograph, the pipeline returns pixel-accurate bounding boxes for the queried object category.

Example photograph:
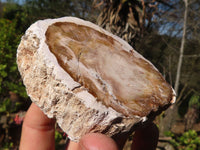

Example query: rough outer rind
[17,17,145,142]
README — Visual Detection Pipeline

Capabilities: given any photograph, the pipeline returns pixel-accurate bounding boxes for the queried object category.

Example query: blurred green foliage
[0,98,13,113]
[0,98,22,114]
[55,130,63,145]
[165,130,200,150]
[2,2,29,32]
[0,18,28,114]
[1,141,14,150]
[189,94,200,108]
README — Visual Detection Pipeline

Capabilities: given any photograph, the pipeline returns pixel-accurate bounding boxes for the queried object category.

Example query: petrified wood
[17,17,176,142]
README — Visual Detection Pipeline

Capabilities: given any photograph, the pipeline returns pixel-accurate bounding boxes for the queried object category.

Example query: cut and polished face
[45,22,173,117]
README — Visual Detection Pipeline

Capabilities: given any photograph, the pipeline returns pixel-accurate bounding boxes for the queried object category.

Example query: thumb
[78,133,118,150]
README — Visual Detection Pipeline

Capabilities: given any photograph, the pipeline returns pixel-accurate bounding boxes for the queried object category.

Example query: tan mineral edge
[17,16,176,142]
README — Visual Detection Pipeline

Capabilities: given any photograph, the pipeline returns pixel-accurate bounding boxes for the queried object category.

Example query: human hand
[19,103,159,150]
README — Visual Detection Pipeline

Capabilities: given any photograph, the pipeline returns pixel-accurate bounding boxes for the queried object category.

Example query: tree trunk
[159,0,188,136]
[174,0,188,95]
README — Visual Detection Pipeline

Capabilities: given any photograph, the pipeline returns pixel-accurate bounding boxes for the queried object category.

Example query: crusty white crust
[17,17,148,141]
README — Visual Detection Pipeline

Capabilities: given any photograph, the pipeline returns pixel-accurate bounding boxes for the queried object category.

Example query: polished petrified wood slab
[17,17,175,141]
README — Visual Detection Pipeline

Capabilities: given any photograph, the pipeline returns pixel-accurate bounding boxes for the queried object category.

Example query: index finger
[19,103,56,150]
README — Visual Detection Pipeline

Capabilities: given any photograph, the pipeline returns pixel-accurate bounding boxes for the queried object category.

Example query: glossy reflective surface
[45,22,173,117]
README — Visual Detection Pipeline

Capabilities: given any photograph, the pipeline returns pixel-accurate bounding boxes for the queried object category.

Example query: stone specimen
[17,17,176,142]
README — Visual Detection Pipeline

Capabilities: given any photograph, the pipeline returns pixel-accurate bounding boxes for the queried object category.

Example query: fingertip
[79,133,118,150]
[24,103,55,129]
[20,103,56,150]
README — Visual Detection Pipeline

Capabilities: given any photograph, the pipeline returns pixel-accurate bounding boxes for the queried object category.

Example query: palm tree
[94,0,172,47]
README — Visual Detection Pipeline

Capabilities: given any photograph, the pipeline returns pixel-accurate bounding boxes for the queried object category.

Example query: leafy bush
[189,94,200,108]
[0,98,22,114]
[0,18,27,113]
[1,141,14,150]
[165,130,200,150]
[55,130,63,145]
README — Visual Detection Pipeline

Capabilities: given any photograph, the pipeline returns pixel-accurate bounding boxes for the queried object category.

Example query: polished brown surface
[45,22,173,117]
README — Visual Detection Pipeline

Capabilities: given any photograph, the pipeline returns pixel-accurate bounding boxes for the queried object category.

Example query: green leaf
[55,130,62,144]
[0,70,8,78]
[0,105,6,113]
[0,99,11,113]
[189,94,200,108]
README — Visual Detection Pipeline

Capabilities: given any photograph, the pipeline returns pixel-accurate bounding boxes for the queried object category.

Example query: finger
[19,103,56,150]
[66,133,119,150]
[79,133,118,150]
[131,123,159,150]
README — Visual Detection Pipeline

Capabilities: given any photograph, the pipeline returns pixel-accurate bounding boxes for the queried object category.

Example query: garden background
[0,0,200,149]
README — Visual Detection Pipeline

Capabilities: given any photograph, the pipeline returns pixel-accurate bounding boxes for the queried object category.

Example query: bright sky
[0,0,24,5]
